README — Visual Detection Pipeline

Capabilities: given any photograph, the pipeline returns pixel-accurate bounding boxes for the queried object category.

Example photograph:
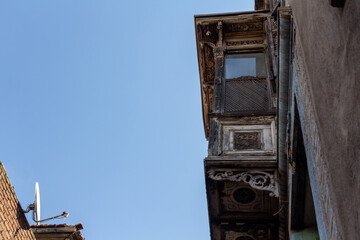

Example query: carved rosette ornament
[208,170,279,197]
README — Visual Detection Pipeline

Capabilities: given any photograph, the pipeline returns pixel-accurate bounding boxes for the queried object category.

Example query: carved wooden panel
[233,187,257,204]
[197,23,218,45]
[233,132,262,150]
[224,223,276,240]
[209,170,278,197]
[225,39,264,48]
[223,21,264,34]
[222,121,276,155]
[221,182,267,213]
[203,44,215,83]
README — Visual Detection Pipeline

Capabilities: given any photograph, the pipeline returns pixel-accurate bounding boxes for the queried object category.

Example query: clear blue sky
[0,1,253,239]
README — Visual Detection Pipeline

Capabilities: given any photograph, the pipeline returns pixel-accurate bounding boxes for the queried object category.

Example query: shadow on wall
[291,227,319,240]
[13,202,33,239]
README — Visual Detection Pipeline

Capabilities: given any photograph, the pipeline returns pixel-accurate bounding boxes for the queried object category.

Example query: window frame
[220,49,274,114]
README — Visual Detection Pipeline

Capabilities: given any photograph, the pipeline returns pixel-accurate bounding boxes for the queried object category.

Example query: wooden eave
[31,224,85,240]
[194,10,270,140]
[204,164,279,240]
[194,9,269,19]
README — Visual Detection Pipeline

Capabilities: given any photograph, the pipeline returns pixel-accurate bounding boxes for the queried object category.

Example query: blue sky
[0,1,253,239]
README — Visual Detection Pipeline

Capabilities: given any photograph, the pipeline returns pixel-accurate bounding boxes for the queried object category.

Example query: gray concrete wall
[287,0,360,239]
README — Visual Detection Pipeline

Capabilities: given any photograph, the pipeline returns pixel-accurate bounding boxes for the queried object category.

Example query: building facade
[195,0,359,239]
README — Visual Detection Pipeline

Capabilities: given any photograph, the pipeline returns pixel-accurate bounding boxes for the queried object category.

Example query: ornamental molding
[226,39,264,46]
[208,170,279,197]
[226,223,273,240]
[224,21,264,33]
[213,47,225,58]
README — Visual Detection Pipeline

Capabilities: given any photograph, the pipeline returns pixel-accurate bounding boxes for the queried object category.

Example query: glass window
[225,53,266,79]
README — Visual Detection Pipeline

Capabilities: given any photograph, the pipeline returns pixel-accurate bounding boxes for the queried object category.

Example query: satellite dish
[34,182,41,224]
[24,181,69,224]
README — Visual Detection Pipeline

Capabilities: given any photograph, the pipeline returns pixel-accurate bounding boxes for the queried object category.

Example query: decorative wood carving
[233,187,256,204]
[197,23,218,45]
[202,85,213,106]
[226,40,264,46]
[225,224,273,240]
[233,132,262,150]
[208,170,279,197]
[203,44,215,83]
[196,14,269,139]
[196,12,280,239]
[224,21,264,33]
[213,47,225,58]
[222,182,266,212]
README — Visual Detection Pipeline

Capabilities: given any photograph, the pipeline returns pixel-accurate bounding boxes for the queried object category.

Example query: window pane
[225,53,266,78]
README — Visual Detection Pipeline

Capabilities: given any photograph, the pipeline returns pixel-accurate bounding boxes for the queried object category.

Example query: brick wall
[0,162,35,240]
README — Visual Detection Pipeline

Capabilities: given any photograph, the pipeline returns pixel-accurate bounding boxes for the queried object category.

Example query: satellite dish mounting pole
[23,182,69,224]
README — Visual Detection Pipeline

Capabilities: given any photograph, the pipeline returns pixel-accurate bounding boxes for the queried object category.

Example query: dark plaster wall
[288,0,360,239]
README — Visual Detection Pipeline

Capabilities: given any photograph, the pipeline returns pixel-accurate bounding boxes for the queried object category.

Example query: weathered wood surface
[195,12,270,138]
